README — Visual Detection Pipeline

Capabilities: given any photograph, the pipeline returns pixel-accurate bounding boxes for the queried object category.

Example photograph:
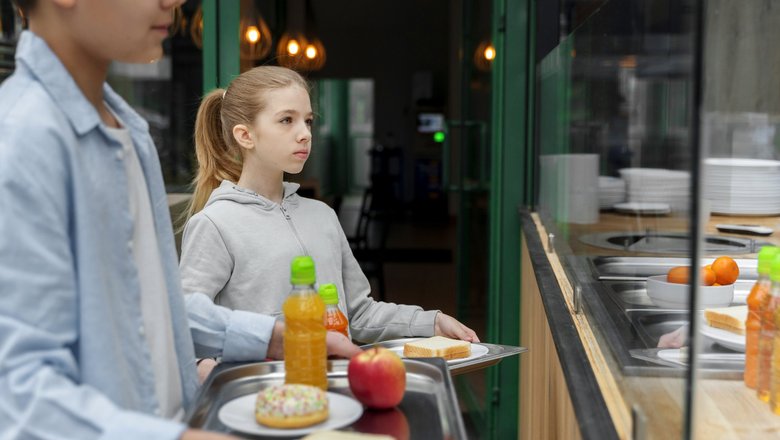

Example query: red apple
[347,347,406,409]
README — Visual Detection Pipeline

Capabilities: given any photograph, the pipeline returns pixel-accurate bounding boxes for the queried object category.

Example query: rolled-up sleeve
[185,292,277,362]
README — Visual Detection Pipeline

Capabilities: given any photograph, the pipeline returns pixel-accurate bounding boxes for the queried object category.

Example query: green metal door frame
[202,0,240,93]
[487,0,534,439]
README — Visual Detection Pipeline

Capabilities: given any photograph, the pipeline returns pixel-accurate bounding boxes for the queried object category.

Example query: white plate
[613,202,671,215]
[700,323,745,352]
[387,342,490,365]
[218,392,363,437]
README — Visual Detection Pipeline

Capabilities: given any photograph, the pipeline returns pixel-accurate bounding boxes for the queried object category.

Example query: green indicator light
[433,131,445,143]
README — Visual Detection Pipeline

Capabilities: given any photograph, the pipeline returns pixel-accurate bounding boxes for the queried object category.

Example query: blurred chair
[348,187,389,301]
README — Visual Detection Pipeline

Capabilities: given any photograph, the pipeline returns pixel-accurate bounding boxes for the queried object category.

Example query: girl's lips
[293,151,309,159]
[152,25,171,35]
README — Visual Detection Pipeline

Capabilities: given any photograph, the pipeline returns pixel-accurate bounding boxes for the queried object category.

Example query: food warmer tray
[185,358,467,439]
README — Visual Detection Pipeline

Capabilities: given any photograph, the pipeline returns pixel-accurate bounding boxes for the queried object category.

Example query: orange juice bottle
[757,254,780,401]
[771,298,780,413]
[283,256,327,390]
[746,246,778,388]
[319,283,350,338]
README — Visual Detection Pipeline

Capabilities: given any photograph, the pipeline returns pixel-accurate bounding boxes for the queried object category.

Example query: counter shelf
[185,358,467,439]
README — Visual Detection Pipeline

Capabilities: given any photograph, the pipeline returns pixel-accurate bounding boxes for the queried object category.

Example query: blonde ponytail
[183,89,242,225]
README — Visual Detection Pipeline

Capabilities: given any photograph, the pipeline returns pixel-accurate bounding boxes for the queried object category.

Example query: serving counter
[520,210,780,439]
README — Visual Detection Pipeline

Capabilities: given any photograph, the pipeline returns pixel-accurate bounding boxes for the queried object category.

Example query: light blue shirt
[0,31,276,439]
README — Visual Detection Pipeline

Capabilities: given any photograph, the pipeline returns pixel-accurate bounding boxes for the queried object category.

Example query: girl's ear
[232,124,255,150]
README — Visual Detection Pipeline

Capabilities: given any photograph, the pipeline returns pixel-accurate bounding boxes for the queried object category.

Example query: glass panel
[692,0,780,436]
[536,0,699,436]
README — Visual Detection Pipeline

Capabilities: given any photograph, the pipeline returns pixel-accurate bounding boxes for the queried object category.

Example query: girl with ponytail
[180,66,479,360]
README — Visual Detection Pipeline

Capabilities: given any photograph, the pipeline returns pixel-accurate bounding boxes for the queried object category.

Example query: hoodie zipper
[280,203,310,256]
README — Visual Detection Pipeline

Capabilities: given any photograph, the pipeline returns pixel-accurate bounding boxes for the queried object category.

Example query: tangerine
[711,256,739,285]
[666,265,717,285]
[701,266,717,286]
[667,266,689,284]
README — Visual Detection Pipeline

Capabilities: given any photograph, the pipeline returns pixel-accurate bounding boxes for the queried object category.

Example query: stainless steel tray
[185,358,467,439]
[360,338,527,376]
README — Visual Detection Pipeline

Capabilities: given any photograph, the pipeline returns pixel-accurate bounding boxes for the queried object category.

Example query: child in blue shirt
[0,1,359,439]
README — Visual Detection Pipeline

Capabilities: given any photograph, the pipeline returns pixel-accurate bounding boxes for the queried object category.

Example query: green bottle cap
[771,254,780,282]
[758,246,780,275]
[319,283,339,304]
[290,256,316,285]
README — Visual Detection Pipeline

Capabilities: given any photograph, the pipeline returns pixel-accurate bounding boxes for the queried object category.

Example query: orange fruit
[701,266,717,286]
[666,265,717,285]
[711,256,739,285]
[667,266,690,284]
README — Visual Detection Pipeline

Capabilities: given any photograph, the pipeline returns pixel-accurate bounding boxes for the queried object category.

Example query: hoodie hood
[204,180,301,210]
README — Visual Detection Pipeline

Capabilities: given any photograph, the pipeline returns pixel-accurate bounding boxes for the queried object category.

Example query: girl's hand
[434,313,480,343]
[326,331,363,358]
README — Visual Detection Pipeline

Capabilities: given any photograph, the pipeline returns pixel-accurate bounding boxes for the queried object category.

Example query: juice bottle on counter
[757,254,780,401]
[746,246,779,388]
[771,292,780,413]
[283,256,328,390]
[319,283,350,339]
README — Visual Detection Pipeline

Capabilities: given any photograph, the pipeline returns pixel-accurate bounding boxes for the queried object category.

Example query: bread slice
[704,305,747,335]
[403,336,471,360]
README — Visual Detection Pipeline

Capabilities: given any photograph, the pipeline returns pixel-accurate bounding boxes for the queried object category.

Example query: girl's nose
[298,125,312,143]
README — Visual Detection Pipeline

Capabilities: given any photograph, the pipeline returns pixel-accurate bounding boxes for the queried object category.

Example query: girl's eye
[305,118,314,127]
[280,117,292,124]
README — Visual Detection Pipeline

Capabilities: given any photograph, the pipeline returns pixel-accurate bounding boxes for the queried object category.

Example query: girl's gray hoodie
[179,180,438,343]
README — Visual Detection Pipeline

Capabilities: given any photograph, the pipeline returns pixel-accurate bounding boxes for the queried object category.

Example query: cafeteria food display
[704,305,748,335]
[403,336,471,360]
[255,384,329,428]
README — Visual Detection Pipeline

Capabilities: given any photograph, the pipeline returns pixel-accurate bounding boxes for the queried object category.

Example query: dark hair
[12,0,34,13]
[12,0,34,27]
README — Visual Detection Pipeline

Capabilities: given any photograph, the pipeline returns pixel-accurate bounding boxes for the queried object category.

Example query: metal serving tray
[185,358,467,439]
[360,338,527,376]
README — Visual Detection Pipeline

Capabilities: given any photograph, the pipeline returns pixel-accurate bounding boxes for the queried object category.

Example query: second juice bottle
[283,256,328,390]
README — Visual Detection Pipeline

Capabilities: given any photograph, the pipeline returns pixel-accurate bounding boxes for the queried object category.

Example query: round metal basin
[579,231,768,255]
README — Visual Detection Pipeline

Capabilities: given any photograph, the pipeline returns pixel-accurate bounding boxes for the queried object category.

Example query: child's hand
[196,358,218,384]
[434,313,480,342]
[326,331,363,358]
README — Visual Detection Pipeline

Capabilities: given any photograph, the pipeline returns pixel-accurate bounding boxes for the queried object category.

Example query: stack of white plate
[618,168,690,212]
[705,158,780,215]
[598,176,626,209]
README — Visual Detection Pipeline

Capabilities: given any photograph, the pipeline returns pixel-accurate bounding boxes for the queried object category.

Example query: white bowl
[645,275,734,309]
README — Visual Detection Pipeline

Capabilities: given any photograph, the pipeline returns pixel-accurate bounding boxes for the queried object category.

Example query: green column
[202,0,240,93]
[487,0,533,438]
[328,80,350,196]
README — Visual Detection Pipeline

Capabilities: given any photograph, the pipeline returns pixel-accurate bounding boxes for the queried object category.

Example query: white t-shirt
[104,113,183,419]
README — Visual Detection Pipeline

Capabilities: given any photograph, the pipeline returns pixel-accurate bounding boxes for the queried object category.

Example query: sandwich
[703,305,747,335]
[403,336,471,360]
